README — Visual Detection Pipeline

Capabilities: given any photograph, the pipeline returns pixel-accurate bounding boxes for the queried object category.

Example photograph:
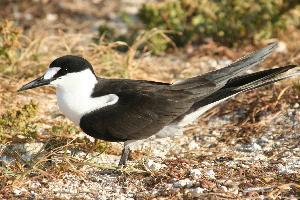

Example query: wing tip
[266,41,279,49]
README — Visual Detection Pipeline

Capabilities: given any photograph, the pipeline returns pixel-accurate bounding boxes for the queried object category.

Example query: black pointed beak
[18,76,51,92]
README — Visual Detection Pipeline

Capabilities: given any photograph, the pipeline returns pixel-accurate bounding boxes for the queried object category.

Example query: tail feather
[204,42,278,84]
[193,64,298,108]
[171,42,278,93]
[225,64,295,88]
[236,69,300,92]
[232,65,298,92]
[174,65,299,125]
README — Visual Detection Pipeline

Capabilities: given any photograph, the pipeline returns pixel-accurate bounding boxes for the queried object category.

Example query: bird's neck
[56,70,97,94]
[55,70,98,124]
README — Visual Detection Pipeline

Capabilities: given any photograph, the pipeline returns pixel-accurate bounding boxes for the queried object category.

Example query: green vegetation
[97,25,172,55]
[141,0,300,47]
[46,121,109,154]
[0,20,21,73]
[139,0,300,47]
[294,81,300,93]
[49,121,80,136]
[0,101,38,142]
[99,0,300,53]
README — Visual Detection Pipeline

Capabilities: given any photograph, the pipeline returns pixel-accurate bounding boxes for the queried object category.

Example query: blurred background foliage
[0,0,299,57]
[98,0,300,53]
[140,0,300,45]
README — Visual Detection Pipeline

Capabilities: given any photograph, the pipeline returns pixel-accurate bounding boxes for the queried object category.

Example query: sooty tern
[18,43,299,166]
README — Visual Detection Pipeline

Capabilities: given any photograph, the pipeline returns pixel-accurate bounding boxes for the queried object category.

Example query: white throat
[50,69,118,125]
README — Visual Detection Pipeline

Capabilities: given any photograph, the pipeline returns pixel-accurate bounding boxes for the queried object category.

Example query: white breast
[52,69,119,125]
[57,91,118,125]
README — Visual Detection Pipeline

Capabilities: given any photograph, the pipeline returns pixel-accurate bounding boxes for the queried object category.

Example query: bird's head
[18,55,96,92]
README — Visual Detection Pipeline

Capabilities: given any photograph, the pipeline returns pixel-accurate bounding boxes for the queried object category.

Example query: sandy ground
[2,54,300,199]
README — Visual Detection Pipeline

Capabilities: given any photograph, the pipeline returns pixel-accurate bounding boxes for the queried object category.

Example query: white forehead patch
[44,67,61,80]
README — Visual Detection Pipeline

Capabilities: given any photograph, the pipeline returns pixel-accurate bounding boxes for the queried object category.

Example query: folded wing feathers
[171,42,278,93]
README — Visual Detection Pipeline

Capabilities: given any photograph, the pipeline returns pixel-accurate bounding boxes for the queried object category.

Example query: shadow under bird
[18,43,300,166]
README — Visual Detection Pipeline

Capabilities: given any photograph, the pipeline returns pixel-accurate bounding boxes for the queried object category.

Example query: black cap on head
[18,55,95,92]
[49,55,95,79]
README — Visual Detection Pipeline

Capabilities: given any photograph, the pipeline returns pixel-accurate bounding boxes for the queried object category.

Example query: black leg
[118,144,130,167]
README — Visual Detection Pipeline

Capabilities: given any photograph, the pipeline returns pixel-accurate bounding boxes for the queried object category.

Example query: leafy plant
[0,101,38,142]
[0,20,22,73]
[139,0,300,47]
[49,121,80,136]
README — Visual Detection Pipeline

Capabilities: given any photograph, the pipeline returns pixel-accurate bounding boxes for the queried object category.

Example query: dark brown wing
[171,42,278,98]
[79,79,194,142]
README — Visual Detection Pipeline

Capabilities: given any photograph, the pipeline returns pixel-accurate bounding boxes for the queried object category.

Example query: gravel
[173,179,194,188]
[1,47,299,199]
[189,168,202,178]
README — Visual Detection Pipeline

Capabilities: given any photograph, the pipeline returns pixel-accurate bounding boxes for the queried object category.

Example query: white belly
[56,90,119,125]
[177,95,234,127]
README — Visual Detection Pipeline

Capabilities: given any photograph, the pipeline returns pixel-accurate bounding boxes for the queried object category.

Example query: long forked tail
[176,65,299,126]
[171,42,278,93]
[197,64,299,106]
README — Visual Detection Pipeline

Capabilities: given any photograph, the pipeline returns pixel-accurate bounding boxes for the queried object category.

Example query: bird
[18,42,299,166]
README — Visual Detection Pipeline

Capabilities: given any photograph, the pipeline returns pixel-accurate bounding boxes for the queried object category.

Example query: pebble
[218,59,232,67]
[188,187,206,197]
[189,169,201,178]
[251,143,262,151]
[256,137,269,145]
[288,109,295,117]
[10,143,44,161]
[277,164,295,174]
[30,191,36,198]
[237,142,262,152]
[207,59,218,68]
[165,183,173,189]
[221,186,228,192]
[275,41,288,53]
[173,179,194,188]
[30,181,42,189]
[145,160,166,171]
[229,186,239,195]
[205,169,216,179]
[13,188,28,196]
[188,140,199,150]
[46,13,58,22]
[253,154,267,161]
